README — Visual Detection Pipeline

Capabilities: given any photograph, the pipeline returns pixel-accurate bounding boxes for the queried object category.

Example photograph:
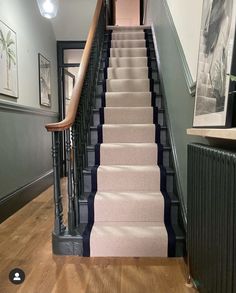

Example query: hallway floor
[0,180,197,293]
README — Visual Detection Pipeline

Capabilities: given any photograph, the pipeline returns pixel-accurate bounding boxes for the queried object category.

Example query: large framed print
[0,20,18,98]
[193,0,236,127]
[38,53,51,107]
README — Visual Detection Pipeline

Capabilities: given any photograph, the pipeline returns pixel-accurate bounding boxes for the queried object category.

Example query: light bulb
[37,0,58,19]
[43,0,54,14]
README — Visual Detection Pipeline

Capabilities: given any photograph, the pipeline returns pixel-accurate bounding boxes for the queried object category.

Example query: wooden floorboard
[0,179,197,293]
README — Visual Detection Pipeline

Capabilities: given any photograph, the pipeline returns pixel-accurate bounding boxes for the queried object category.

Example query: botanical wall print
[38,53,51,107]
[0,21,18,98]
[193,0,236,127]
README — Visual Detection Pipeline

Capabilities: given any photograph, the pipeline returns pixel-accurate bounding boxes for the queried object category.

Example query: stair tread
[81,191,180,205]
[94,191,164,222]
[90,222,168,257]
[93,107,165,112]
[107,25,151,30]
[87,142,170,150]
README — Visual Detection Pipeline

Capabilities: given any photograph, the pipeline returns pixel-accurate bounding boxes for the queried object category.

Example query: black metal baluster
[71,123,80,227]
[52,131,65,235]
[65,129,75,235]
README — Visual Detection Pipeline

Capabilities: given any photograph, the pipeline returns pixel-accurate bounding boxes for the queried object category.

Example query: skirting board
[0,170,53,223]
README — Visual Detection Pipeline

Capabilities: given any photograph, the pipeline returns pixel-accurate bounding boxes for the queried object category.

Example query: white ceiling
[50,0,97,41]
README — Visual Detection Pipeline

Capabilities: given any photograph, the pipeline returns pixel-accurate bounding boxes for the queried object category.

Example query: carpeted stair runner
[84,27,175,257]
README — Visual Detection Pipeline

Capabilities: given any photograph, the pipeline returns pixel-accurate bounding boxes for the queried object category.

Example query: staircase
[82,26,183,257]
[46,2,186,257]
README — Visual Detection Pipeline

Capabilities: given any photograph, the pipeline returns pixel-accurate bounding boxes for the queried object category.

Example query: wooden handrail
[45,0,104,132]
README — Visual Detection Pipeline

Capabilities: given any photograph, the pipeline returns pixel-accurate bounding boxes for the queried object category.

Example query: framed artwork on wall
[193,0,236,127]
[0,20,18,98]
[38,53,51,107]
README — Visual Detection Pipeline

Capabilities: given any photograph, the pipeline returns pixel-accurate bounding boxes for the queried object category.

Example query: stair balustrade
[45,0,106,251]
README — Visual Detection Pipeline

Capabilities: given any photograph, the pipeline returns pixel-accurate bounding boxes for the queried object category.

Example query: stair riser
[95,94,162,109]
[80,189,178,223]
[92,110,163,127]
[89,126,168,145]
[94,198,164,222]
[101,58,158,73]
[83,170,174,194]
[96,170,160,192]
[87,147,171,168]
[102,48,156,59]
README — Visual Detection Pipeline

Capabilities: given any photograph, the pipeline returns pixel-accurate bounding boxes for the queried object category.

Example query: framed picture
[38,53,51,107]
[0,20,18,98]
[193,0,236,127]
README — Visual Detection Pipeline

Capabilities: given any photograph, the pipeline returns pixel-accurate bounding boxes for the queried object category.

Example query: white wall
[166,0,203,80]
[51,0,97,40]
[0,0,58,112]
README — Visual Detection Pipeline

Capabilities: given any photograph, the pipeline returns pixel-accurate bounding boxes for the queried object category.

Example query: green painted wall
[146,0,207,215]
[0,0,58,200]
[0,104,58,198]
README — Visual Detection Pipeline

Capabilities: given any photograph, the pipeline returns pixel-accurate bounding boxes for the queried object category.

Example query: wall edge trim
[151,23,187,229]
[162,0,196,97]
[0,170,53,223]
[0,100,59,117]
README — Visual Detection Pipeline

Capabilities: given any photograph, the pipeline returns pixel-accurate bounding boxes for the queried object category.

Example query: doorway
[113,0,145,26]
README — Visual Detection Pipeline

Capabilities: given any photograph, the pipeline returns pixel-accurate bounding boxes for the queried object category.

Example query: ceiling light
[37,0,59,19]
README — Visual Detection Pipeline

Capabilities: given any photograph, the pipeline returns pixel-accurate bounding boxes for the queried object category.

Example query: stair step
[89,124,168,145]
[101,124,156,143]
[99,143,157,165]
[108,57,148,67]
[111,39,146,48]
[102,107,155,124]
[103,92,153,107]
[106,25,151,30]
[95,92,163,109]
[112,32,145,40]
[97,79,159,85]
[106,67,149,79]
[93,106,164,126]
[83,165,174,193]
[90,221,168,257]
[94,191,164,222]
[109,48,147,57]
[87,142,171,167]
[97,165,160,192]
[106,79,152,92]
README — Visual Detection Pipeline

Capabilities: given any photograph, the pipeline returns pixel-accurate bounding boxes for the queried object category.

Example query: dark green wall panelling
[147,0,207,217]
[0,101,58,200]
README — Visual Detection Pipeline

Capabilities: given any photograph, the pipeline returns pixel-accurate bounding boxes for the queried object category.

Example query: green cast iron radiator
[188,143,236,293]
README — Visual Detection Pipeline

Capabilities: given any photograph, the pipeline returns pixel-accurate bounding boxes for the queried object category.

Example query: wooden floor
[0,180,197,293]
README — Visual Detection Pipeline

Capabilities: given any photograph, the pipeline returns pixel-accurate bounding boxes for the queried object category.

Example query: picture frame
[193,0,236,127]
[38,53,51,107]
[0,20,18,98]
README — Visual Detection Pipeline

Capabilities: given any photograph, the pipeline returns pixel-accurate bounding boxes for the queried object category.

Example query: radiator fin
[188,143,236,293]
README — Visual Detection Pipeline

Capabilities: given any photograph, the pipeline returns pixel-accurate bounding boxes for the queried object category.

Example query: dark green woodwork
[0,101,58,221]
[0,171,53,223]
[0,101,58,200]
[188,144,236,293]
